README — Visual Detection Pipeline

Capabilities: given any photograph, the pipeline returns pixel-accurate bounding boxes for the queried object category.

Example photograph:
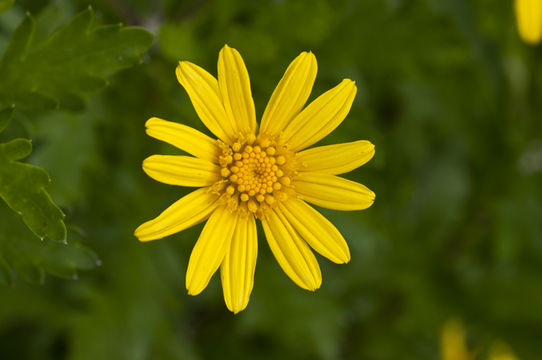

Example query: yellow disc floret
[215,135,294,217]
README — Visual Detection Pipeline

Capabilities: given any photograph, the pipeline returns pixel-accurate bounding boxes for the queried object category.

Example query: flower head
[135,45,375,313]
[515,0,542,45]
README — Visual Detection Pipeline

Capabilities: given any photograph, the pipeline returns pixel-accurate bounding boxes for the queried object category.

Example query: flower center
[216,135,293,216]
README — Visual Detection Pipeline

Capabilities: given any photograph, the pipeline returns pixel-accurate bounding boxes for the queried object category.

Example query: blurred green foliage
[0,0,14,15]
[0,6,153,111]
[0,0,541,359]
[0,4,152,285]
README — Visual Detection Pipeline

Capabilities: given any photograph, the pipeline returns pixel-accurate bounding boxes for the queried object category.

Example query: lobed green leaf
[0,106,66,242]
[0,6,153,284]
[0,7,154,111]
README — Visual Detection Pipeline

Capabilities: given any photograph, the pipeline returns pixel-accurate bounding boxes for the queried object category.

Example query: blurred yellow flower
[515,0,542,44]
[489,342,518,360]
[441,320,472,360]
[441,320,519,360]
[135,45,375,313]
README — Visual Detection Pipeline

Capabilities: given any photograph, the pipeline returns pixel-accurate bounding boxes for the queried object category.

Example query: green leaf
[0,0,14,15]
[0,12,34,66]
[0,106,66,242]
[0,105,14,133]
[0,7,154,111]
[0,202,99,284]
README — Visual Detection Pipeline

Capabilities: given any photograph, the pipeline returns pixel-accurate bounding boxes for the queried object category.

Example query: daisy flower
[135,45,375,313]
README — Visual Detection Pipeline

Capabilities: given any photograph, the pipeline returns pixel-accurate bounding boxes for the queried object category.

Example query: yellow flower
[135,45,375,313]
[440,320,519,360]
[489,342,518,360]
[441,320,472,360]
[515,0,542,45]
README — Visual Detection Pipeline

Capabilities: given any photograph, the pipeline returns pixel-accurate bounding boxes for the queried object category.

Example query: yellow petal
[282,79,356,152]
[220,215,258,314]
[218,45,257,135]
[142,155,221,187]
[186,207,238,295]
[176,61,236,143]
[134,188,218,241]
[295,172,375,211]
[279,199,350,264]
[259,52,317,136]
[296,140,375,175]
[261,208,321,291]
[145,117,220,163]
[515,0,542,45]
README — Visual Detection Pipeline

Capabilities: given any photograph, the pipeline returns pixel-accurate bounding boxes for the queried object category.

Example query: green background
[1,0,541,359]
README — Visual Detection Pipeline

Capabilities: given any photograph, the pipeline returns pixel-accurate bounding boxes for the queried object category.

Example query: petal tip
[342,78,356,88]
[176,61,192,75]
[307,283,321,292]
[141,158,151,172]
[334,251,351,264]
[133,227,143,240]
[366,143,376,160]
[134,224,157,242]
[221,43,235,53]
[145,117,159,128]
[297,50,316,65]
[229,303,248,314]
[307,51,317,65]
[175,63,185,83]
[306,276,322,291]
[186,285,203,296]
